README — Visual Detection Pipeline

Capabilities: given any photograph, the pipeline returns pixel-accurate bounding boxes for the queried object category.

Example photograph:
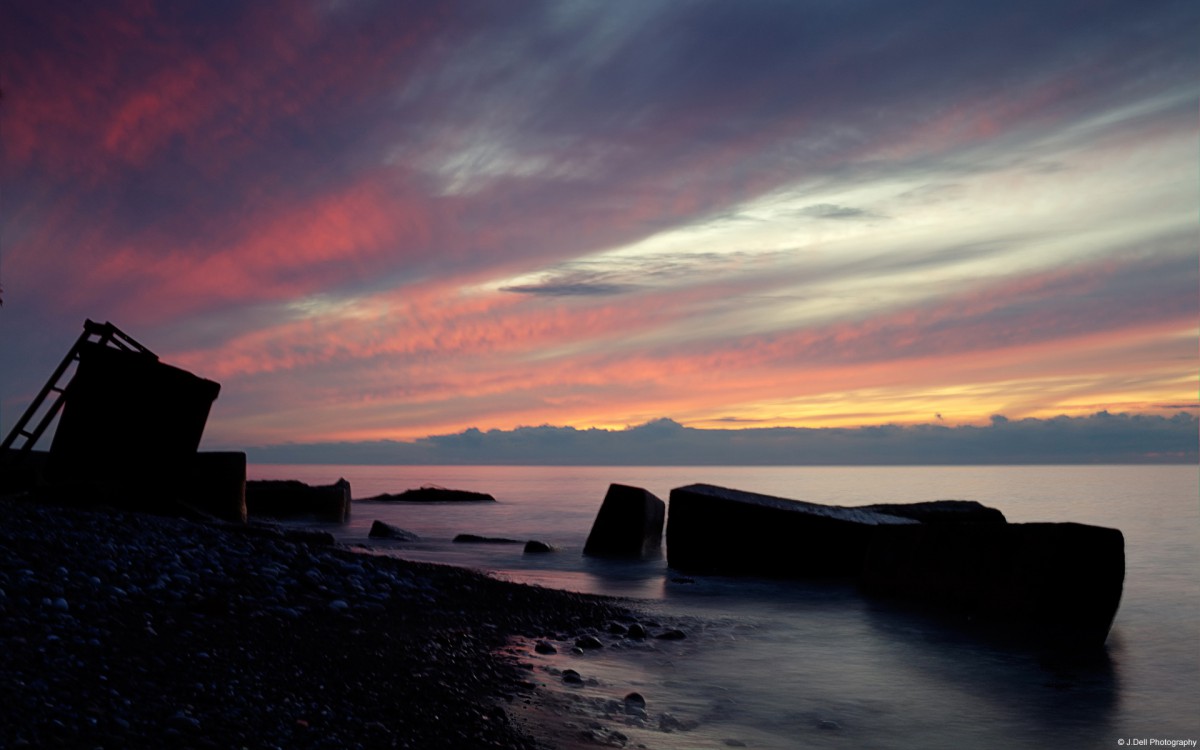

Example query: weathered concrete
[861,521,1125,650]
[666,483,918,577]
[48,342,220,484]
[246,479,351,523]
[858,500,1007,525]
[183,452,247,524]
[0,449,49,495]
[583,484,666,560]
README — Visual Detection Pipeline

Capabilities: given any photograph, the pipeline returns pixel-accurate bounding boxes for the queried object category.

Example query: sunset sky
[1,0,1197,452]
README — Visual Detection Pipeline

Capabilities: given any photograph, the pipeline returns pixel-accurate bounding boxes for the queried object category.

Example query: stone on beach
[368,520,420,541]
[0,493,626,749]
[583,484,666,561]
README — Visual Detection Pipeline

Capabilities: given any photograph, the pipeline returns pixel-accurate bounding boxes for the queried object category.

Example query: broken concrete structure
[665,483,1124,650]
[1,321,243,521]
[245,479,351,523]
[583,483,666,560]
[861,520,1125,650]
[666,483,918,577]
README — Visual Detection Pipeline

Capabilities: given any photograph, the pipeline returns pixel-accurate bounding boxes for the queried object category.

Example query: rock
[575,635,604,649]
[362,486,496,503]
[857,500,1006,525]
[245,479,351,523]
[523,540,555,554]
[654,629,686,641]
[861,521,1125,650]
[623,692,646,714]
[666,483,918,578]
[583,484,666,560]
[562,669,583,684]
[368,520,420,542]
[659,713,697,732]
[534,640,557,655]
[625,623,646,640]
[282,528,336,546]
[453,534,522,545]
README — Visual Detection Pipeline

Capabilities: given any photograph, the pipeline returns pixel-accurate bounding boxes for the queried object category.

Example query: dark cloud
[246,412,1198,465]
[796,204,883,220]
[501,282,640,297]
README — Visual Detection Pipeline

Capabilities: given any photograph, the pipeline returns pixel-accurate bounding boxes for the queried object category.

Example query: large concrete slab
[861,520,1125,650]
[583,484,666,560]
[666,483,917,577]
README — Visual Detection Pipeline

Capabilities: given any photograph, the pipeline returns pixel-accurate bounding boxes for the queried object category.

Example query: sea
[247,464,1199,749]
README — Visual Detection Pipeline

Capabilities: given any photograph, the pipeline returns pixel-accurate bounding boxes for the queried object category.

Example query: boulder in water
[583,484,665,560]
[368,520,419,542]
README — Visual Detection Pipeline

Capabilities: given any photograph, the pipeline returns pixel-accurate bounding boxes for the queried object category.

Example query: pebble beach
[0,494,630,749]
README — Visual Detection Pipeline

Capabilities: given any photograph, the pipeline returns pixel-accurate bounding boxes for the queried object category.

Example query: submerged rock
[453,534,522,545]
[368,520,419,542]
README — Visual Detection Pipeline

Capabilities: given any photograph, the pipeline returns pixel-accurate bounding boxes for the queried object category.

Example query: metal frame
[0,319,156,455]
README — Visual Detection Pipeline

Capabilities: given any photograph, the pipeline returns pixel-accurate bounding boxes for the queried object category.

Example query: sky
[1,0,1197,461]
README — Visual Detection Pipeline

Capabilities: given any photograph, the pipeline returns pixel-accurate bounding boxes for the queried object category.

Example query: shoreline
[0,494,631,749]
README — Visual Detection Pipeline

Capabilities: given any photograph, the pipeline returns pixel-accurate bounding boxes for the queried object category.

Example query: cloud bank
[245,412,1198,466]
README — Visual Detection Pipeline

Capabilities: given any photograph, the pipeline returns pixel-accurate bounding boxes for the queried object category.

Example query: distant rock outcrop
[583,484,665,560]
[360,486,495,503]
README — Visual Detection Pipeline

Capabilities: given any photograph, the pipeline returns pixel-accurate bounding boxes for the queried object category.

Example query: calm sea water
[248,464,1199,748]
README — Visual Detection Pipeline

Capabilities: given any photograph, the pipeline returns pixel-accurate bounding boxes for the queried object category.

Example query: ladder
[0,319,156,455]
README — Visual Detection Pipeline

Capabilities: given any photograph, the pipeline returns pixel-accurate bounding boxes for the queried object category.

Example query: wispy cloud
[1,0,1196,452]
